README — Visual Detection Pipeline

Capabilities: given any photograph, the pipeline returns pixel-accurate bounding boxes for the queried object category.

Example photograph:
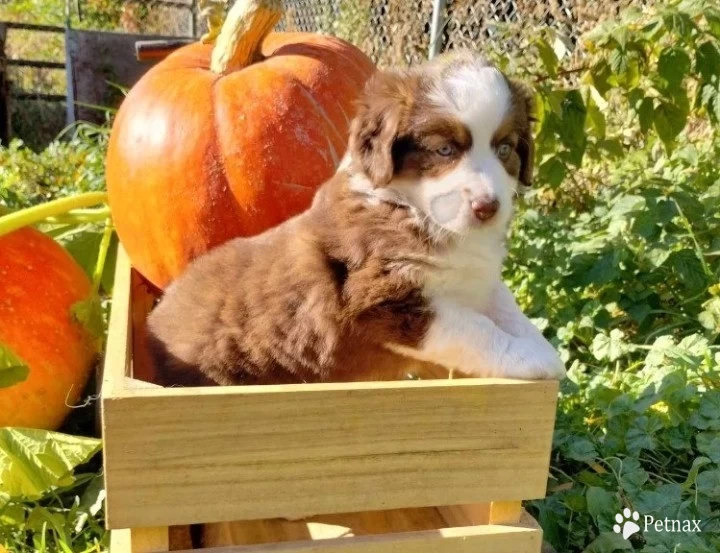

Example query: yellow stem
[0,192,108,237]
[210,0,284,75]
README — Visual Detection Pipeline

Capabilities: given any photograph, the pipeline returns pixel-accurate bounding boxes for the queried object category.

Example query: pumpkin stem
[0,192,108,237]
[210,0,284,75]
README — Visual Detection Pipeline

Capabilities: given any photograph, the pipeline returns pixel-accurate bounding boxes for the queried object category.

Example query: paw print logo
[614,508,641,539]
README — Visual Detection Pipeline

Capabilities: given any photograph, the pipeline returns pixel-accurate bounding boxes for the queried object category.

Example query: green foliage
[0,122,108,209]
[1,123,112,551]
[493,1,720,551]
[0,429,105,553]
[0,344,29,389]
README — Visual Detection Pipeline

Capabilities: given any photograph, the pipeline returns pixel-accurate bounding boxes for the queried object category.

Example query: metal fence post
[429,0,447,59]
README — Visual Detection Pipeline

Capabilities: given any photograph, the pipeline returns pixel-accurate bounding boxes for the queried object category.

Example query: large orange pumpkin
[106,0,375,288]
[0,227,96,430]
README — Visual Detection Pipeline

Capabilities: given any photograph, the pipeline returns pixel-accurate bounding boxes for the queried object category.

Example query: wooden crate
[102,246,559,552]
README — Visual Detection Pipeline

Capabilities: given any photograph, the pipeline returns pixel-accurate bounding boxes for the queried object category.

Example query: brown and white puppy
[147,51,566,386]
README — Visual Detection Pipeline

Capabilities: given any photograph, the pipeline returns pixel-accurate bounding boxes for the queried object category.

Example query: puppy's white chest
[423,236,504,311]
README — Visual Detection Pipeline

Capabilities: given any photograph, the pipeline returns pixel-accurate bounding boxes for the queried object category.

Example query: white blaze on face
[394,63,516,235]
[429,189,464,224]
[436,64,515,231]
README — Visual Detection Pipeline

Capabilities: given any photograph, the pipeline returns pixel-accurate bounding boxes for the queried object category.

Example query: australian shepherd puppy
[147,51,566,386]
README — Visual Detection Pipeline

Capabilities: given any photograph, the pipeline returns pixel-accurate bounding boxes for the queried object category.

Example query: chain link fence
[123,0,639,68]
[276,0,638,67]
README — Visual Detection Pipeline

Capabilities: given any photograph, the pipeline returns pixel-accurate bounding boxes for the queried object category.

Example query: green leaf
[586,487,618,523]
[645,248,671,269]
[637,97,655,134]
[0,343,29,389]
[559,90,588,156]
[696,40,720,83]
[697,469,720,499]
[576,250,622,287]
[566,437,598,462]
[0,428,101,502]
[535,37,558,77]
[668,249,707,291]
[617,458,649,495]
[658,46,691,90]
[698,390,720,420]
[626,416,660,454]
[663,11,694,37]
[592,329,629,362]
[697,435,720,463]
[56,226,118,294]
[538,157,567,187]
[635,483,682,514]
[583,532,632,553]
[654,100,689,150]
[587,93,607,139]
[608,195,646,218]
[71,294,104,352]
[705,7,720,38]
[591,60,613,96]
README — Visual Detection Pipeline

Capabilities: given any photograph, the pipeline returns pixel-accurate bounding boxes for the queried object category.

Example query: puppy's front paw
[503,339,566,380]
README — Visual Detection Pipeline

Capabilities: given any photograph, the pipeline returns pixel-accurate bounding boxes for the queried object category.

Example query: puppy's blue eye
[497,143,513,159]
[436,144,455,157]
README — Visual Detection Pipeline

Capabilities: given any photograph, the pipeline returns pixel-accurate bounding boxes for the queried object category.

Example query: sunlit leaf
[0,429,101,503]
[658,46,691,90]
[0,343,29,389]
[71,294,104,352]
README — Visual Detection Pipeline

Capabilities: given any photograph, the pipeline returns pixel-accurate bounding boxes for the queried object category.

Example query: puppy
[147,51,566,386]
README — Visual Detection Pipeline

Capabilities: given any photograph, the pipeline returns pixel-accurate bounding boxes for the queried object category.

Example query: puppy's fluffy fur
[147,52,566,386]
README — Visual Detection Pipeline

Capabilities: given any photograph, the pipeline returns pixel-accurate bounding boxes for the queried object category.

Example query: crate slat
[103,376,556,527]
[103,248,556,553]
[183,525,540,553]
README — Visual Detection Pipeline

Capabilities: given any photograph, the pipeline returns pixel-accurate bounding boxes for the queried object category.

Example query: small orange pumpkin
[0,227,96,430]
[106,0,375,288]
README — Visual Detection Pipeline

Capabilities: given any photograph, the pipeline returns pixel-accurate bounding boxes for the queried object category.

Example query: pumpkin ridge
[268,35,373,79]
[207,77,241,221]
[291,77,345,144]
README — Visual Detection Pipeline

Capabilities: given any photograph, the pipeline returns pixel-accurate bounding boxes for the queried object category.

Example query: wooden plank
[129,527,169,553]
[102,244,133,398]
[103,378,558,528]
[437,503,490,526]
[203,507,451,547]
[135,39,193,62]
[178,525,541,553]
[110,529,131,553]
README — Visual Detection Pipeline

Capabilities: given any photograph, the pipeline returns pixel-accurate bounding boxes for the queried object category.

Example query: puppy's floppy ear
[509,79,536,187]
[349,71,410,186]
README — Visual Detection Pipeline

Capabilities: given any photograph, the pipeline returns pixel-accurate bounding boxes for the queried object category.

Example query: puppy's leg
[481,282,565,379]
[386,298,564,380]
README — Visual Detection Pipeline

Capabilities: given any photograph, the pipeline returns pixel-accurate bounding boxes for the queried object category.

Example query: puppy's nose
[471,198,500,221]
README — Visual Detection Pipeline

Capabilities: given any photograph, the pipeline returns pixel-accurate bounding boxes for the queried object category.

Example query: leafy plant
[490,1,720,551]
[0,429,105,553]
[1,121,113,552]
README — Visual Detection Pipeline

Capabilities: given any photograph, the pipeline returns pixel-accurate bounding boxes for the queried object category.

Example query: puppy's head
[348,51,534,238]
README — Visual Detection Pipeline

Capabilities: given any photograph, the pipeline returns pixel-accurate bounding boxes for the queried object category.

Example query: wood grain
[203,507,450,547]
[102,244,132,398]
[179,525,541,553]
[103,377,557,528]
[110,527,169,553]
